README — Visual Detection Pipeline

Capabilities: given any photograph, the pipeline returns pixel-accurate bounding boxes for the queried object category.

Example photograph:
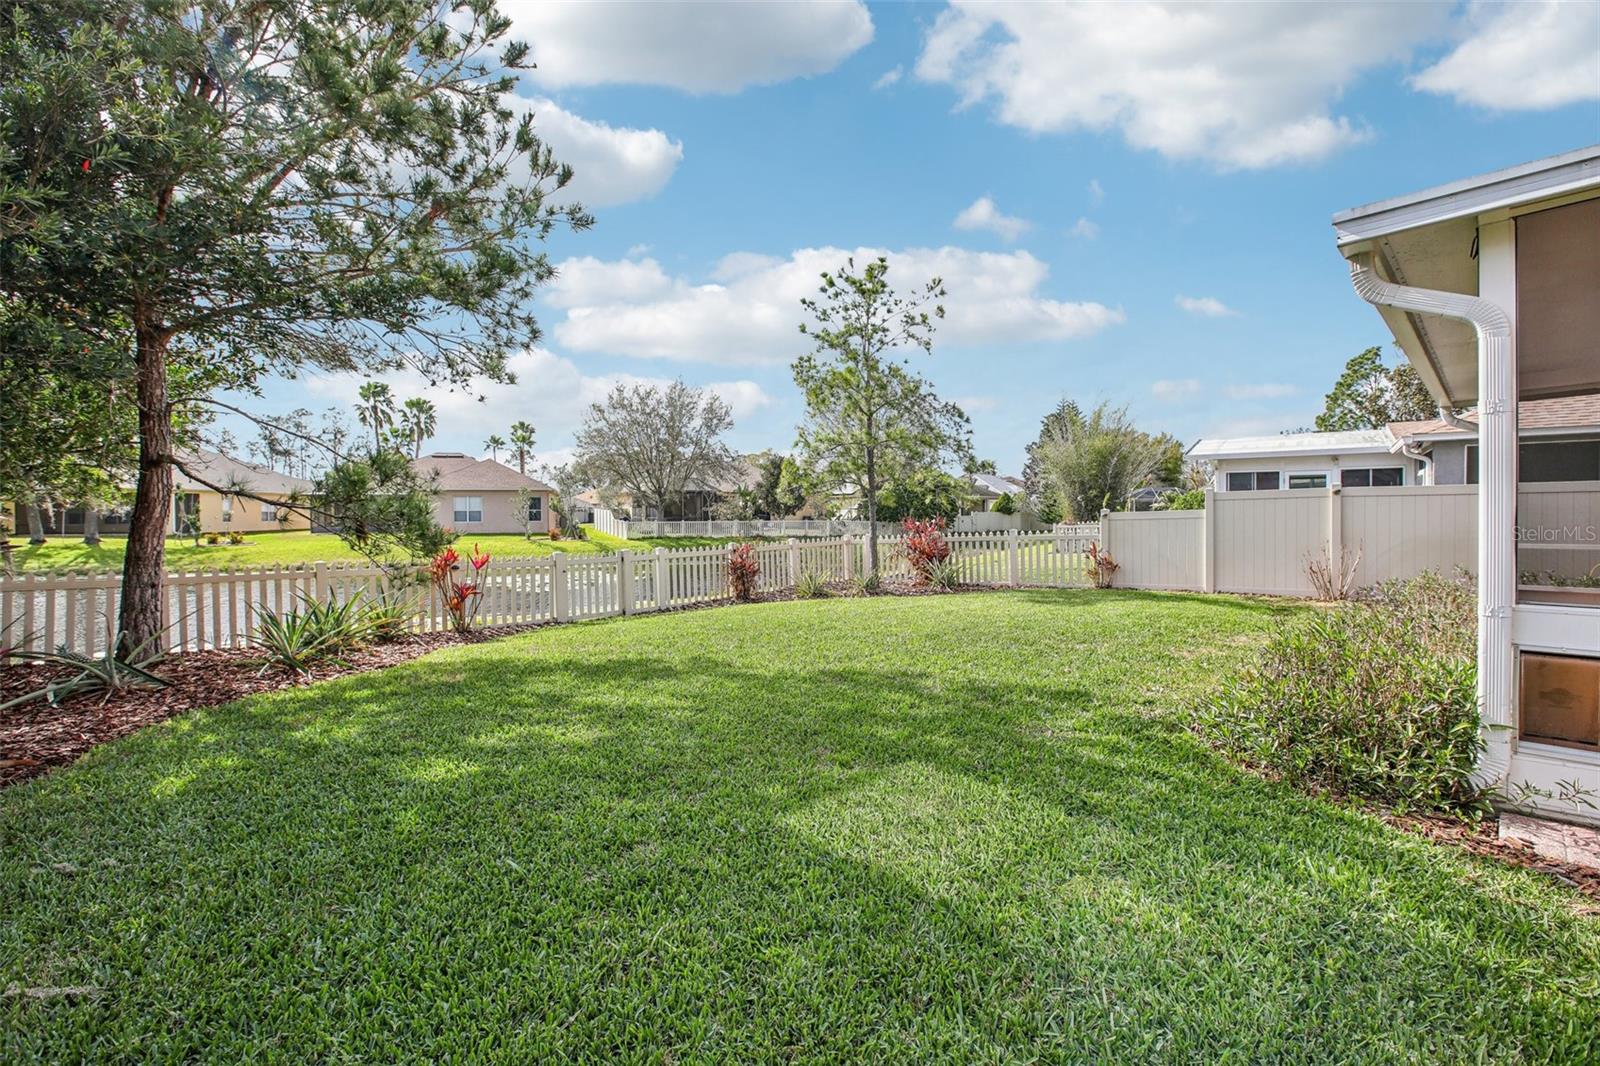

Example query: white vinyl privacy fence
[2,529,1102,657]
[1103,484,1600,596]
[591,508,882,540]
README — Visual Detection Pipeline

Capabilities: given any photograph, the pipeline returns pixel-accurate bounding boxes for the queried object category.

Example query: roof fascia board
[1333,145,1600,247]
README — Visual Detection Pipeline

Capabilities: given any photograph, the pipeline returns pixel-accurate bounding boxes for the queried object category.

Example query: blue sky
[242,1,1600,475]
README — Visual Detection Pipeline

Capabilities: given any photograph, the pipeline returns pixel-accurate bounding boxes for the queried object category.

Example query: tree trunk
[82,506,100,546]
[864,444,878,574]
[118,325,173,658]
[25,501,45,545]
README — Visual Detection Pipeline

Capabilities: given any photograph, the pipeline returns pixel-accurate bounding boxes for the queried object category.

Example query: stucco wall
[434,489,550,535]
[1428,441,1471,484]
[191,491,311,533]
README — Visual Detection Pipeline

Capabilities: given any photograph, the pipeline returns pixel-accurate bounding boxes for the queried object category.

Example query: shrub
[900,517,951,585]
[1085,542,1119,588]
[727,542,760,602]
[849,571,883,597]
[429,545,489,633]
[0,635,167,711]
[227,531,246,545]
[203,531,223,545]
[794,570,831,599]
[1158,488,1206,511]
[1193,571,1481,813]
[923,557,962,591]
[253,595,372,675]
[992,492,1017,516]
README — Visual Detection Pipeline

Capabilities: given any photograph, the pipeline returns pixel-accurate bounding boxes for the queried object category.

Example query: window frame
[1226,470,1282,492]
[1286,473,1329,490]
[452,495,484,524]
[527,496,543,522]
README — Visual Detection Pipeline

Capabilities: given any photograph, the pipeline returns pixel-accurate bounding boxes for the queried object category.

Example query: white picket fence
[1,529,1102,658]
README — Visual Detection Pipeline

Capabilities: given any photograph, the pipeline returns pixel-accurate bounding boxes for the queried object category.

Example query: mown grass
[11,527,743,573]
[3,590,1597,1062]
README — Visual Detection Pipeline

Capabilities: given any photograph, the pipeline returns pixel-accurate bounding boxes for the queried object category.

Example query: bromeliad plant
[900,517,951,585]
[430,545,490,633]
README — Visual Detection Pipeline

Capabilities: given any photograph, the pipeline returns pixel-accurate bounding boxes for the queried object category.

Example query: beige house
[11,447,312,539]
[172,449,313,534]
[412,453,553,535]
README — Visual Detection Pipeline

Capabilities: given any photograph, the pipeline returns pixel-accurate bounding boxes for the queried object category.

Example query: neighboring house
[1332,146,1600,820]
[1189,429,1420,491]
[968,473,1024,511]
[412,453,552,535]
[10,447,312,538]
[605,459,765,521]
[572,489,601,525]
[1126,485,1178,511]
[1389,396,1600,485]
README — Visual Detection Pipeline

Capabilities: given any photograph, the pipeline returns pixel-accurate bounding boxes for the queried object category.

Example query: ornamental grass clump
[727,542,760,602]
[1194,570,1481,813]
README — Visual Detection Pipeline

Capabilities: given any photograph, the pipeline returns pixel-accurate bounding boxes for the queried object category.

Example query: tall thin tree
[401,397,438,459]
[509,420,537,475]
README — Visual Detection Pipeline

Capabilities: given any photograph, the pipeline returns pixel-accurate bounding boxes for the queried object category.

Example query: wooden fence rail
[1,530,1102,658]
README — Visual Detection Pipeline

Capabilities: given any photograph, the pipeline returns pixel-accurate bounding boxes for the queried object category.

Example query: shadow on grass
[1,596,1595,1060]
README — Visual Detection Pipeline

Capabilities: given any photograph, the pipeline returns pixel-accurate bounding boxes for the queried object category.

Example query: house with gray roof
[411,453,554,535]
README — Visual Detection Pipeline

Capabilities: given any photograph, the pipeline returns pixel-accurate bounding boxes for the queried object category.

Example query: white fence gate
[1,530,1102,658]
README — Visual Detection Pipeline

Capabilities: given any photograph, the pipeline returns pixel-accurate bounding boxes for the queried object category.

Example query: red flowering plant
[429,543,491,633]
[900,517,951,585]
[727,541,760,602]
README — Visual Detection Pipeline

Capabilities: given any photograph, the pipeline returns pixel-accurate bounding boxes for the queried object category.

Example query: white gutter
[1349,253,1515,790]
[1437,406,1477,433]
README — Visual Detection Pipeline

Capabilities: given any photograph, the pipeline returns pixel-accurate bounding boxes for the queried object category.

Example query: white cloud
[505,97,682,207]
[1412,1,1600,111]
[297,349,772,453]
[1151,378,1203,399]
[509,1,874,93]
[1176,295,1239,318]
[1224,383,1299,400]
[953,196,1032,241]
[873,65,904,90]
[1087,178,1105,205]
[625,243,653,258]
[915,1,1449,169]
[954,395,1001,414]
[547,245,1124,364]
[1068,217,1100,239]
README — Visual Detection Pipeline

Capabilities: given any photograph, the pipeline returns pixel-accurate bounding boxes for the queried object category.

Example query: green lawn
[3,591,1597,1061]
[10,526,741,573]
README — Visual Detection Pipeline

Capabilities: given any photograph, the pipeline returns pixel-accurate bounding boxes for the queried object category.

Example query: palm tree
[401,397,437,458]
[356,381,397,452]
[483,433,507,461]
[509,420,537,475]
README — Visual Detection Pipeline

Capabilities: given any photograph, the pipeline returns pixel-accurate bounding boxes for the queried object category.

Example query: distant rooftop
[1188,429,1393,462]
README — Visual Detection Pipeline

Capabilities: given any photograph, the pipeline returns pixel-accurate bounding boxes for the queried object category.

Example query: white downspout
[1349,253,1515,790]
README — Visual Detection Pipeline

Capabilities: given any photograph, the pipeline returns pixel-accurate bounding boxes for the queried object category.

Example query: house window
[527,496,542,522]
[1340,467,1404,488]
[261,502,279,522]
[453,496,483,523]
[1287,473,1328,490]
[1226,471,1281,491]
[220,495,233,522]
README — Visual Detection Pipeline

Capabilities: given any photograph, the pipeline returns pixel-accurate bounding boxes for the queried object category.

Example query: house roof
[970,473,1022,497]
[1332,145,1600,249]
[1187,429,1394,462]
[173,448,313,496]
[412,454,552,492]
[1389,396,1600,443]
[1332,146,1600,409]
